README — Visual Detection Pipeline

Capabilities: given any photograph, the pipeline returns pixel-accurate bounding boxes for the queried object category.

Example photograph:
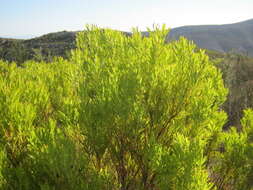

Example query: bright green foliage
[71,25,227,189]
[0,59,107,189]
[2,25,250,190]
[154,134,211,190]
[211,109,253,190]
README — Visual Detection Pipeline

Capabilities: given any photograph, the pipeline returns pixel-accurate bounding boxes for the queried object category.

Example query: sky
[0,0,253,38]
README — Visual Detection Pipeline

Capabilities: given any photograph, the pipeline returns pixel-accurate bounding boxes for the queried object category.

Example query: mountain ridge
[1,18,253,63]
[168,18,253,55]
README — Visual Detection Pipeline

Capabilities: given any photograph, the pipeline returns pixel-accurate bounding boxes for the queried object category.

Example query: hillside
[0,31,77,63]
[1,19,253,62]
[0,30,132,63]
[168,19,253,56]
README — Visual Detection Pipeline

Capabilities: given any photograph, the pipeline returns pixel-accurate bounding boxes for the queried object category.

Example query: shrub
[71,25,227,189]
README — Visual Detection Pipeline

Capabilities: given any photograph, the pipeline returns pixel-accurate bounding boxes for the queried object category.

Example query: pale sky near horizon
[1,0,252,38]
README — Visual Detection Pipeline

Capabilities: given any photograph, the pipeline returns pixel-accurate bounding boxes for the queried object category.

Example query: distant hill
[1,19,253,63]
[0,31,77,63]
[0,30,132,63]
[168,19,253,56]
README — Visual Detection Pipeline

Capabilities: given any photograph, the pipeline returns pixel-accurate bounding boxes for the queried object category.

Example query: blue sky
[1,0,252,38]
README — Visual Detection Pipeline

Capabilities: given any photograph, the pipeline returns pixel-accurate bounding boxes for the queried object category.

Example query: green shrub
[4,25,252,190]
[211,109,253,190]
[0,59,107,189]
[71,25,227,189]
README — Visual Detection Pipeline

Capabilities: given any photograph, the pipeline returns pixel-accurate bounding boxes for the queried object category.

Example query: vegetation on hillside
[0,31,76,63]
[0,26,253,189]
[168,19,253,56]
